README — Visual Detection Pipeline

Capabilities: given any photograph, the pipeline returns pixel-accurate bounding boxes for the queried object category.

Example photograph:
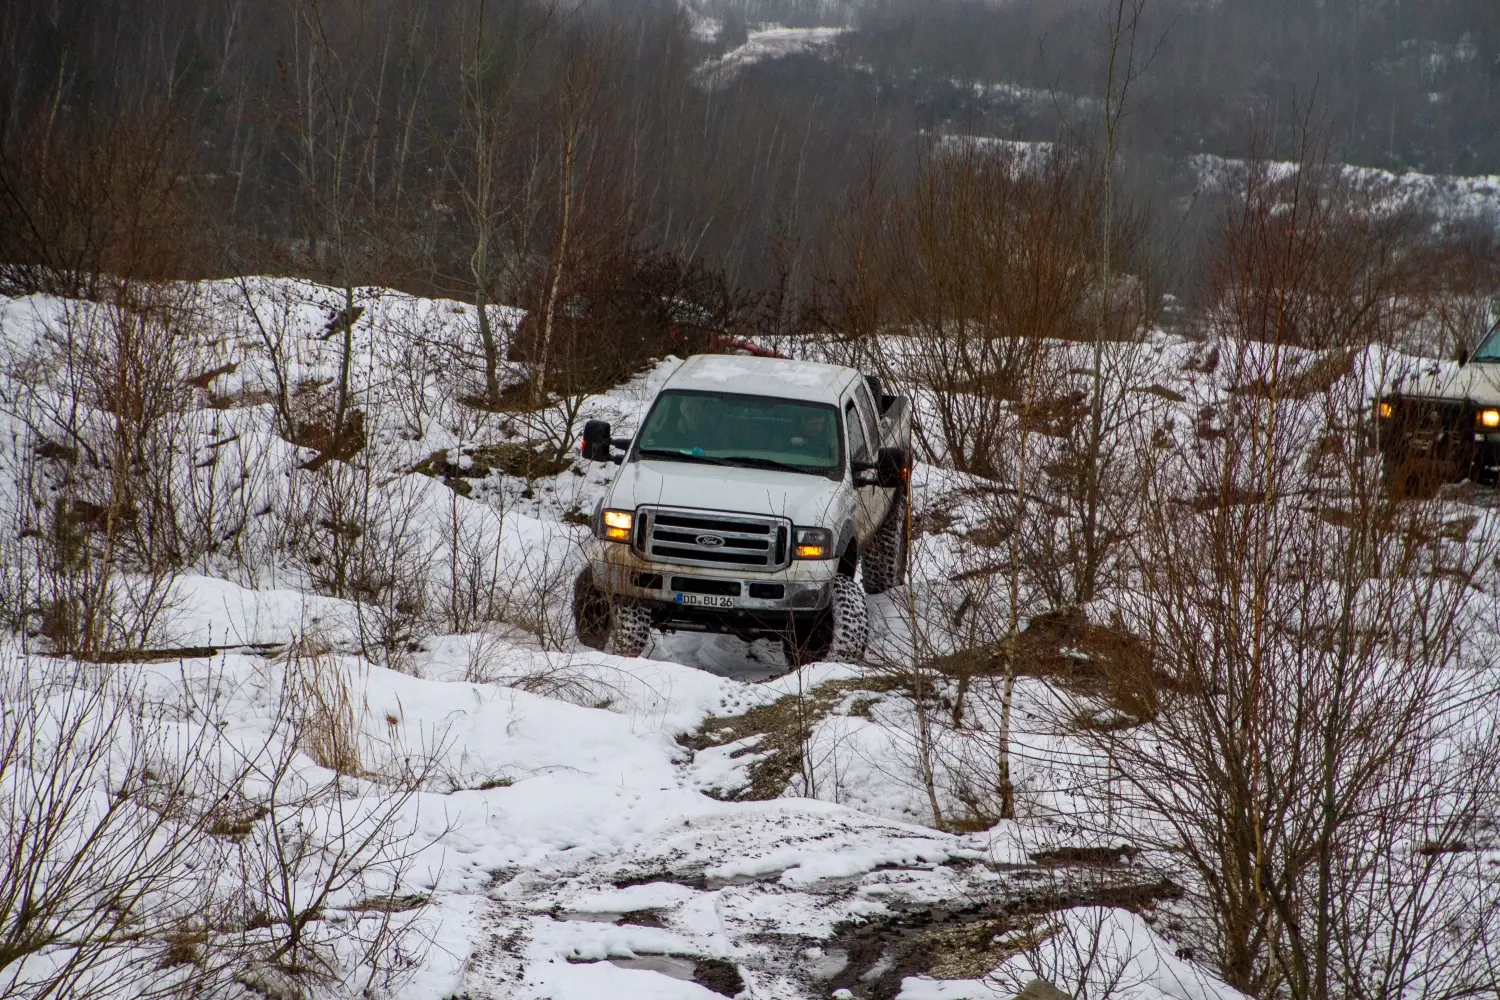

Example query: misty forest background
[4,0,1500,326]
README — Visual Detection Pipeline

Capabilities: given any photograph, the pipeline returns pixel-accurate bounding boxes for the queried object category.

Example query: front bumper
[588,537,837,627]
[1375,395,1500,483]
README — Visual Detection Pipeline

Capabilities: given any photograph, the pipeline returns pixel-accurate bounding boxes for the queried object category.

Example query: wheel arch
[836,519,859,576]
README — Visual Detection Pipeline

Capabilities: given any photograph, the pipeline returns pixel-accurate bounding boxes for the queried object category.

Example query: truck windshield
[636,390,842,475]
[1472,322,1500,363]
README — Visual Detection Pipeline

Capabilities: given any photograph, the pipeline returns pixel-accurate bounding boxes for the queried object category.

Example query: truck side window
[844,400,869,462]
[854,383,880,447]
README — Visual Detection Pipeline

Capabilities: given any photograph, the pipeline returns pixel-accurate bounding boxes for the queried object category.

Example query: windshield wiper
[639,448,729,466]
[720,455,820,475]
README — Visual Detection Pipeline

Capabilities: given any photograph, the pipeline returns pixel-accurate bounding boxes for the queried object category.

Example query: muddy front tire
[1381,450,1454,500]
[862,492,909,595]
[574,571,611,650]
[782,574,869,666]
[609,602,653,657]
[573,571,652,657]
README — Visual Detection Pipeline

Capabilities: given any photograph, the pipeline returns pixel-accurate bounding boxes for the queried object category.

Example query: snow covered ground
[1190,153,1500,223]
[39,589,1231,999]
[3,276,1444,999]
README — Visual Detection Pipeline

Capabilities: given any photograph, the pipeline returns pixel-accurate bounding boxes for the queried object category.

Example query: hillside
[1,276,1495,999]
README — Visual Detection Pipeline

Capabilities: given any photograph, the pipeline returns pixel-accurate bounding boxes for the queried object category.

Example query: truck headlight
[793,526,833,560]
[1377,401,1393,419]
[1480,409,1500,429]
[601,509,633,542]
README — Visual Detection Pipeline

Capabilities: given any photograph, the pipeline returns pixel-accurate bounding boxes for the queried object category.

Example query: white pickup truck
[1376,295,1500,491]
[573,354,913,665]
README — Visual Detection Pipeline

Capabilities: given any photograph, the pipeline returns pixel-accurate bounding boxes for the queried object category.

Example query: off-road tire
[826,574,870,662]
[782,573,868,666]
[573,571,611,650]
[1381,450,1451,501]
[573,570,652,657]
[609,601,653,657]
[862,491,909,595]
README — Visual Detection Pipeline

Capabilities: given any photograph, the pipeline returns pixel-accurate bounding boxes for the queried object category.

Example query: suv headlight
[793,526,834,560]
[601,509,634,542]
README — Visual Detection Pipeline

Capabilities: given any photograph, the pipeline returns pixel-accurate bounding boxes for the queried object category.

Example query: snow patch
[697,26,844,86]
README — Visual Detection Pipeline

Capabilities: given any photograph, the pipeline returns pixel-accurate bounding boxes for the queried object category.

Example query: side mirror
[875,446,908,488]
[580,420,612,462]
[1458,347,1471,366]
[854,448,909,488]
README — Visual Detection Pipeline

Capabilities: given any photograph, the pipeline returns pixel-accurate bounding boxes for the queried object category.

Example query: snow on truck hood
[607,458,848,527]
[1401,359,1500,405]
[663,353,858,405]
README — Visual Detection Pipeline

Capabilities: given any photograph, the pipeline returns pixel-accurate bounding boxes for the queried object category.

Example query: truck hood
[606,458,849,527]
[1402,360,1500,405]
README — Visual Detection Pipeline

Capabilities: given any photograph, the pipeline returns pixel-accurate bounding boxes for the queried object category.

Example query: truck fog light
[1480,409,1500,429]
[791,583,828,608]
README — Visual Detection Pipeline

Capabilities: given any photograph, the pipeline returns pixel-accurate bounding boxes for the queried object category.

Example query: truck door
[853,381,886,492]
[845,398,882,543]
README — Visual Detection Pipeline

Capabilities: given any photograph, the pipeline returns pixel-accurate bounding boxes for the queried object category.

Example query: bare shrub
[0,651,232,999]
[220,660,439,998]
[436,516,584,655]
[985,906,1150,1000]
[820,137,1156,610]
[492,542,578,651]
[0,110,206,300]
[1018,341,1162,609]
[0,644,442,1000]
[821,141,1103,477]
[1,281,227,655]
[1065,310,1500,998]
[1197,134,1446,353]
[438,486,508,636]
[281,459,432,670]
[830,139,1152,823]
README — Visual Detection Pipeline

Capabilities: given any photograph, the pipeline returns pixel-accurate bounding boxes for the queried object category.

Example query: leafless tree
[0,654,238,1000]
[1057,135,1500,1000]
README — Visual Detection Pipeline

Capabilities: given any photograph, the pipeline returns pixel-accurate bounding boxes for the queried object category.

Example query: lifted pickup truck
[573,354,912,665]
[1376,296,1500,490]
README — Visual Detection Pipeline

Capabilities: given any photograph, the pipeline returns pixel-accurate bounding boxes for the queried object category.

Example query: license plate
[674,593,734,609]
[1407,432,1439,454]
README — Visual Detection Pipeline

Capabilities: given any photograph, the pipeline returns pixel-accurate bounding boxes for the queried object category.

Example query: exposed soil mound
[926,608,1182,725]
[680,675,905,801]
[823,868,1181,999]
[412,441,572,495]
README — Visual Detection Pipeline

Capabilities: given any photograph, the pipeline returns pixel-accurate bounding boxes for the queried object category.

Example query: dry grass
[292,652,365,776]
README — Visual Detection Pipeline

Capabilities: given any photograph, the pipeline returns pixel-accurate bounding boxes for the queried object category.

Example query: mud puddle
[811,869,1181,999]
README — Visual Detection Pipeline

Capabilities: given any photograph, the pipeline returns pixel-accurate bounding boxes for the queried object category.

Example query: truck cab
[573,354,912,665]
[1377,295,1500,490]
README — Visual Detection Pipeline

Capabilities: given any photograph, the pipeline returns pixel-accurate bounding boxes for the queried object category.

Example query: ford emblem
[696,534,725,547]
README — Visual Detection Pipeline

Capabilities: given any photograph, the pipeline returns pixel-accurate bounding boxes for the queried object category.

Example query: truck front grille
[1384,397,1471,462]
[637,507,791,571]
